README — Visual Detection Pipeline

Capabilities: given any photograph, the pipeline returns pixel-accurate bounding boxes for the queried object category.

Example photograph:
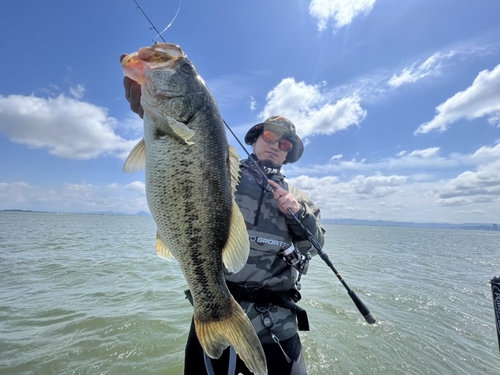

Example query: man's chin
[261,159,280,169]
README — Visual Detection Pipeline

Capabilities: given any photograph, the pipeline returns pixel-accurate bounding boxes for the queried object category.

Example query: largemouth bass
[121,43,267,375]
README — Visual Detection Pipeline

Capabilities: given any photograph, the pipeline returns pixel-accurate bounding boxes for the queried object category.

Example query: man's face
[253,133,289,168]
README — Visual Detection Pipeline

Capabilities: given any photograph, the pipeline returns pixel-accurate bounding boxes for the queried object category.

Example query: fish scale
[122,43,267,375]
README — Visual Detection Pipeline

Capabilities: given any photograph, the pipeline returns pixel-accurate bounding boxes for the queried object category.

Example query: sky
[0,0,499,224]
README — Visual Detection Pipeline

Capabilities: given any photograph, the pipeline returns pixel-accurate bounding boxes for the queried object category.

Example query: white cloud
[3,142,499,223]
[397,148,441,158]
[308,43,497,108]
[283,141,500,223]
[0,94,139,160]
[0,182,33,205]
[387,43,495,89]
[415,64,500,134]
[289,167,499,223]
[470,140,500,161]
[350,173,408,197]
[330,154,343,161]
[407,147,440,158]
[290,174,412,220]
[436,160,500,206]
[261,78,366,138]
[288,146,457,177]
[388,52,456,88]
[289,140,500,181]
[69,84,85,99]
[126,181,146,194]
[309,0,377,31]
[249,96,256,111]
[488,111,500,126]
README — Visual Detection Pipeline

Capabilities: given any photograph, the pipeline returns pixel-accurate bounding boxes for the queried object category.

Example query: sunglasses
[261,130,294,152]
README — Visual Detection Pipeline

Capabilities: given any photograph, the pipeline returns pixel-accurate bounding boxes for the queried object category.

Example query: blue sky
[1,0,499,224]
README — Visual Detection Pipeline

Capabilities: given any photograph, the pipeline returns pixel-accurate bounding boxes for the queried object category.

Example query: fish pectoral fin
[123,138,146,173]
[194,297,267,375]
[222,203,250,273]
[156,233,175,260]
[141,91,195,145]
[228,145,242,195]
[149,110,195,145]
[163,118,195,145]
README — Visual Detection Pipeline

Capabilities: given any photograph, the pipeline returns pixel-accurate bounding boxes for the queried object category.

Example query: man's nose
[269,141,279,151]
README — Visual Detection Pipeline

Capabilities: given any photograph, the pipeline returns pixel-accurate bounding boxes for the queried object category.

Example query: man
[122,66,325,375]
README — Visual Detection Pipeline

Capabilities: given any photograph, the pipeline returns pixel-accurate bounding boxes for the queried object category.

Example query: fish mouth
[138,43,185,67]
[122,43,185,84]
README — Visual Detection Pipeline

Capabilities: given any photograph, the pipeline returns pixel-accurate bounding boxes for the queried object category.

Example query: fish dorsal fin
[156,233,175,260]
[222,202,250,273]
[123,138,146,173]
[228,145,242,197]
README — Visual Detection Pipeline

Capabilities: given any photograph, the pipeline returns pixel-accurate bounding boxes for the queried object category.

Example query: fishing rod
[224,120,377,325]
[131,0,376,325]
[133,0,166,43]
[133,0,182,43]
[491,276,500,354]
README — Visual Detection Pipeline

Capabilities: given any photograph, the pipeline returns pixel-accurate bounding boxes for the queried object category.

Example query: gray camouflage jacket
[225,156,325,344]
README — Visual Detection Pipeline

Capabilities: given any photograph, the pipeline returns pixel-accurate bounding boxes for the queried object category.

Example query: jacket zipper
[253,188,266,227]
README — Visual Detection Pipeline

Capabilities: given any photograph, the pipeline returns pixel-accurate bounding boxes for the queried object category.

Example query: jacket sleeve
[286,184,325,256]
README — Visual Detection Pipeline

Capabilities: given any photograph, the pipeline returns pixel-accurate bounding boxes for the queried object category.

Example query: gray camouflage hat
[244,116,304,164]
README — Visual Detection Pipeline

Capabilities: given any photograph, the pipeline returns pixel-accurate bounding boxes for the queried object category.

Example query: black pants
[184,320,307,375]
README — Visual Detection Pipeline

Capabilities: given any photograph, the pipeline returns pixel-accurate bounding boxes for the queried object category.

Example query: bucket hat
[244,116,304,164]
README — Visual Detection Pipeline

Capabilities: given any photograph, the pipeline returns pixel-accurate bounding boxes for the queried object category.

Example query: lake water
[1,212,499,374]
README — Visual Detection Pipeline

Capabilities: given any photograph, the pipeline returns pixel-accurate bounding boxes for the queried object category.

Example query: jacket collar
[243,155,285,182]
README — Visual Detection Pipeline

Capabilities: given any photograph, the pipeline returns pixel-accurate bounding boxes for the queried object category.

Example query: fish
[121,43,267,375]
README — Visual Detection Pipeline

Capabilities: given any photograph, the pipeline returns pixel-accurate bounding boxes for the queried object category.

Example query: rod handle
[490,275,500,354]
[348,289,376,324]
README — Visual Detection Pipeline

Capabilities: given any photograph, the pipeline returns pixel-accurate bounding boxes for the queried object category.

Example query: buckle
[244,286,260,302]
[289,288,302,303]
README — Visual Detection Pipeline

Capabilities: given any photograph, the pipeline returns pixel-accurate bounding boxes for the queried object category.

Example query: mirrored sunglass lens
[279,140,293,151]
[263,130,278,142]
[263,130,293,151]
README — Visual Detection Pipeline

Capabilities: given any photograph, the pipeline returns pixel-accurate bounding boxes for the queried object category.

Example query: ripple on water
[1,216,500,374]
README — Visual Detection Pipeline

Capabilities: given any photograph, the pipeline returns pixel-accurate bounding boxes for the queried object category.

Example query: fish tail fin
[194,297,267,375]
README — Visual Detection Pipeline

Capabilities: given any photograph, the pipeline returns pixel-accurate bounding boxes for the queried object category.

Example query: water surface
[1,212,499,374]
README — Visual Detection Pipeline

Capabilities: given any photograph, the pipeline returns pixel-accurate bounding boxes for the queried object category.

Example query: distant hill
[322,218,499,231]
[134,211,151,217]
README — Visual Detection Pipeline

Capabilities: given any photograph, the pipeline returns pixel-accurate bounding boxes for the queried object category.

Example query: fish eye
[180,62,194,73]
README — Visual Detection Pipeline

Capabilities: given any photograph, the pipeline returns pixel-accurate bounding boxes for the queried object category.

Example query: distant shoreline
[0,209,151,217]
[321,218,499,231]
[1,209,498,231]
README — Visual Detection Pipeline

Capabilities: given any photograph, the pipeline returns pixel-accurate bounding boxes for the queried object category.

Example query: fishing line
[224,120,376,324]
[131,0,376,326]
[156,0,182,40]
[133,0,182,43]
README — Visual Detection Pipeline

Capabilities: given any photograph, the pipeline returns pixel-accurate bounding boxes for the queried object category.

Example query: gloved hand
[120,54,144,119]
